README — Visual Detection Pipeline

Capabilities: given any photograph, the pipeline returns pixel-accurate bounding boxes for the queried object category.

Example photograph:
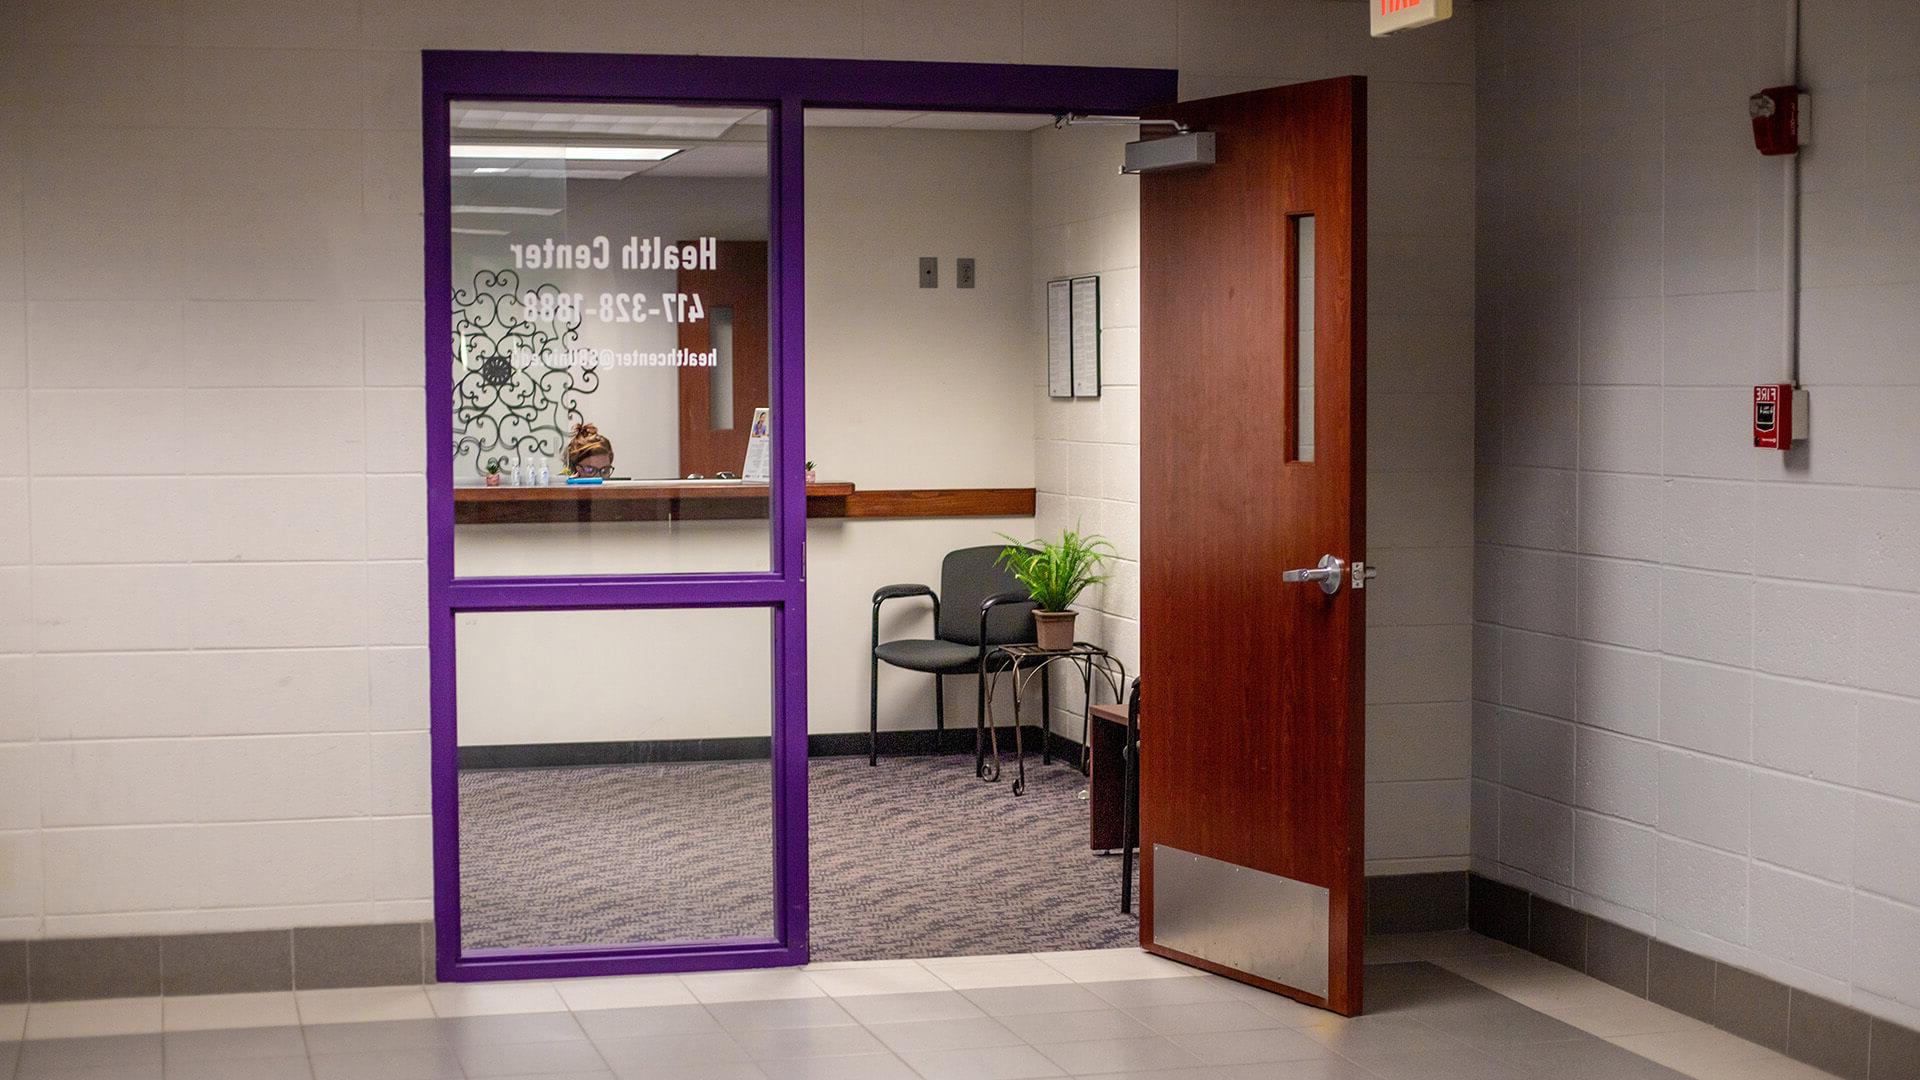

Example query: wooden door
[1138,76,1367,1015]
[678,241,769,477]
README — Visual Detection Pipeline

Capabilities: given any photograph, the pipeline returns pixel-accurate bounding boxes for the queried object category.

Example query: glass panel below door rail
[1291,213,1316,464]
[447,100,776,577]
[454,606,777,952]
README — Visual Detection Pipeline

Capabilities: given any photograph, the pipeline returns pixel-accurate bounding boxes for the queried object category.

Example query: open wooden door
[1138,76,1367,1015]
[678,240,769,477]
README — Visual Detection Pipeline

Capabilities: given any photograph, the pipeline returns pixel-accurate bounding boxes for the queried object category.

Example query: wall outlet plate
[956,258,976,288]
[919,256,938,288]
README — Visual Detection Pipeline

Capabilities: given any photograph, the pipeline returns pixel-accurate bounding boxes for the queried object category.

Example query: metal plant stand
[981,643,1129,796]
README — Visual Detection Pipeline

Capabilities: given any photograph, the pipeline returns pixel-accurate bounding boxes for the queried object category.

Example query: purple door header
[423,50,1176,114]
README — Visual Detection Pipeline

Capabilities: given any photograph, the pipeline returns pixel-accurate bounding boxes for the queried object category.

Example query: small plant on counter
[996,528,1113,650]
[484,460,502,486]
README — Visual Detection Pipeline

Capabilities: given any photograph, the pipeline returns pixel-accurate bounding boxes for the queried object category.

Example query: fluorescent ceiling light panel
[450,143,680,161]
[563,145,681,161]
[528,167,645,180]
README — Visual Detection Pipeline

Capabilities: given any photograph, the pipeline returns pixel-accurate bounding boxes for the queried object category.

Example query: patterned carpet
[459,753,1140,958]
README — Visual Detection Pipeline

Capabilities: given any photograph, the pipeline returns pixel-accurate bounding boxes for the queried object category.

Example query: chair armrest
[979,590,1036,648]
[873,584,938,654]
[980,590,1031,612]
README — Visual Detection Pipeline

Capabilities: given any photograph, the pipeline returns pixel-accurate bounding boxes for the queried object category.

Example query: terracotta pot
[1033,609,1077,651]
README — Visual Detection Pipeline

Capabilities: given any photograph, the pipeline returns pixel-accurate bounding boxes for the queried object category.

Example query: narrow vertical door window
[1291,214,1316,463]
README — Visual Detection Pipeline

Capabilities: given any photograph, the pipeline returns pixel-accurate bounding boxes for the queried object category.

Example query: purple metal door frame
[424,51,1176,982]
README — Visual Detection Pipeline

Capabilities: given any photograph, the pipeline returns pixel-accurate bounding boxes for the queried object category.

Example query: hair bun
[564,421,614,473]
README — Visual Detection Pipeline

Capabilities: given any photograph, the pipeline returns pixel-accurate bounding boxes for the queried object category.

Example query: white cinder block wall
[1031,7,1478,877]
[1473,0,1920,1027]
[0,0,1479,940]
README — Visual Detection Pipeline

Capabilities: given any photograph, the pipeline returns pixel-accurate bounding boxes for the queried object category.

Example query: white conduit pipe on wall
[1783,0,1802,386]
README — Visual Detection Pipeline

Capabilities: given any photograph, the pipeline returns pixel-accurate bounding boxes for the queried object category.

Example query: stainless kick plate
[1152,845,1329,999]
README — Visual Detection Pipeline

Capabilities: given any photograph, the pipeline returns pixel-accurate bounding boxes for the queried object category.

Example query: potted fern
[997,528,1113,651]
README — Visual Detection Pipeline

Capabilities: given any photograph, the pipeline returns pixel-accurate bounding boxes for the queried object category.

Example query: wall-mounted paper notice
[742,407,771,482]
[1047,279,1072,398]
[1070,275,1101,398]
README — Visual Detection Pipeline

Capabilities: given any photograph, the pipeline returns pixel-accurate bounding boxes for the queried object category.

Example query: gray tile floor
[0,961,1728,1080]
[0,934,1843,1080]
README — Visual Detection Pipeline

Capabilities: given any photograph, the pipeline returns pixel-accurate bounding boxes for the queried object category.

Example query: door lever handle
[1282,554,1345,595]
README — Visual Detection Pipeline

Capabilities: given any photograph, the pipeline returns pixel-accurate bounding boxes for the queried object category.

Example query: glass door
[423,49,1177,983]
[427,90,808,979]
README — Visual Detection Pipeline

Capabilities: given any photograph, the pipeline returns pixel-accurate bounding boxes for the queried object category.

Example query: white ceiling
[453,103,754,139]
[449,104,1056,180]
[789,109,1058,130]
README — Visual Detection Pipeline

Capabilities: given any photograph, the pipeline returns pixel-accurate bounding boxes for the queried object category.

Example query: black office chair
[1120,676,1141,913]
[870,545,1043,774]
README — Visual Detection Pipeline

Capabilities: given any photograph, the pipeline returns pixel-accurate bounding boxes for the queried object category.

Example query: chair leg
[869,652,880,767]
[975,671,987,777]
[935,674,945,740]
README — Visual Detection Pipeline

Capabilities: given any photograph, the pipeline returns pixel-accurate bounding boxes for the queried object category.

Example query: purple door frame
[424,51,1177,982]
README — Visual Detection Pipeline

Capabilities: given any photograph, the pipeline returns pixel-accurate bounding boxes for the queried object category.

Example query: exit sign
[1372,0,1452,36]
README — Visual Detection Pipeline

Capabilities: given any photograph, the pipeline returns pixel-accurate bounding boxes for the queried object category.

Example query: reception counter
[453,482,1035,524]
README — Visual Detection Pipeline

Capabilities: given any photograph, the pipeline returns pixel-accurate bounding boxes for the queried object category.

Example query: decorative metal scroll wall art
[451,269,597,479]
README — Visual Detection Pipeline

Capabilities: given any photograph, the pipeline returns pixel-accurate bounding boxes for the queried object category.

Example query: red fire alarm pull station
[1754,384,1808,450]
[1750,85,1806,156]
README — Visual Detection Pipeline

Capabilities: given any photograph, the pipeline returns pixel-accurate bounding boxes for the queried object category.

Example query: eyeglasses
[571,463,613,478]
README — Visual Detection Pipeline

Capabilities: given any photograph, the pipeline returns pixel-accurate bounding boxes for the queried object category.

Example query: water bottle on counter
[535,458,550,486]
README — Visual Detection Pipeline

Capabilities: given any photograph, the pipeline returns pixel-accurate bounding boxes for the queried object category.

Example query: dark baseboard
[2,869,1466,1003]
[0,923,436,1004]
[1467,872,1920,1080]
[1365,870,1468,934]
[458,726,1083,770]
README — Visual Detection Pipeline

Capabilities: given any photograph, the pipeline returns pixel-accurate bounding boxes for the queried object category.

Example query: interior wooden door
[1138,76,1367,1015]
[678,240,769,477]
